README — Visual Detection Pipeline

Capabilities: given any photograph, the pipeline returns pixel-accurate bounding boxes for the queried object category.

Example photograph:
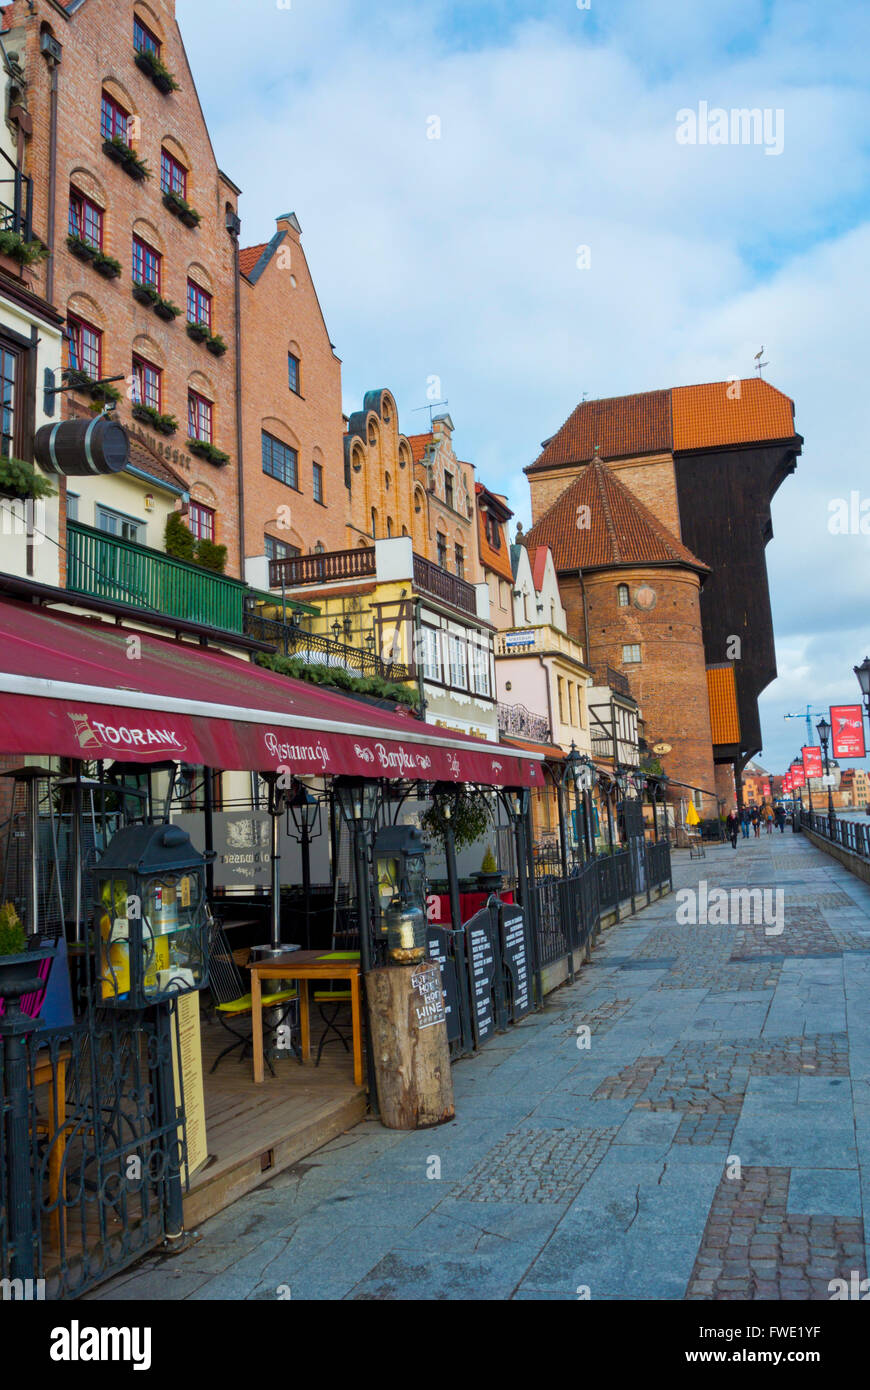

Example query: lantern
[384,896,427,964]
[95,824,210,1007]
[373,825,427,938]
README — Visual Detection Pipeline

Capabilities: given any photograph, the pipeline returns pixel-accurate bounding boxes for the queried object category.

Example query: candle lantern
[373,825,427,937]
[384,896,427,963]
[95,823,210,1007]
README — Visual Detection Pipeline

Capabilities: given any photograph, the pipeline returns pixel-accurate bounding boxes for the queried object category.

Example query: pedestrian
[740,807,751,838]
[752,806,761,838]
[775,803,786,833]
[764,803,774,835]
[726,808,740,848]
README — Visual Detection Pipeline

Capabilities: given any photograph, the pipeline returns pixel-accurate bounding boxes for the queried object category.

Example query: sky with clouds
[178,0,870,777]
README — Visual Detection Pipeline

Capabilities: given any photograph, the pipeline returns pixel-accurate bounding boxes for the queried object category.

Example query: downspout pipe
[229,220,245,581]
[43,49,60,305]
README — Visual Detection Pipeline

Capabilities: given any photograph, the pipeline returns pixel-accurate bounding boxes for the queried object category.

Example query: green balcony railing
[66,520,248,633]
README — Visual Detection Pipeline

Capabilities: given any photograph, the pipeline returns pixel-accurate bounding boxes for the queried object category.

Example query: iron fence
[596,848,632,910]
[244,611,411,682]
[802,810,870,859]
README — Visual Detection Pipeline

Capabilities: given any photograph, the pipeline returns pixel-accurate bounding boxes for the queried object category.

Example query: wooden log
[366,961,455,1130]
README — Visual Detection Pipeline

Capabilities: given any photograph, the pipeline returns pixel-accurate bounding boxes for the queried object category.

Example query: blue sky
[178,0,870,776]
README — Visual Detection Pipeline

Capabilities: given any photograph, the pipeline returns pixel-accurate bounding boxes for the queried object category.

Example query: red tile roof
[523,453,708,574]
[405,432,432,464]
[527,379,798,472]
[127,435,188,491]
[529,546,549,592]
[239,243,268,278]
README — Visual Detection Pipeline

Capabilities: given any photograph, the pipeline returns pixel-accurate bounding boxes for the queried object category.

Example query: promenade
[94,828,870,1301]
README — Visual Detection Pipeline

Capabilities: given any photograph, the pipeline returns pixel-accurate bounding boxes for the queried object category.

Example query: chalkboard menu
[426,924,461,1043]
[498,903,532,1021]
[465,905,499,1046]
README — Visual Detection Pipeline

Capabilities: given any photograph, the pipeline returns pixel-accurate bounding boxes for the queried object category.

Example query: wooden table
[249,951,363,1087]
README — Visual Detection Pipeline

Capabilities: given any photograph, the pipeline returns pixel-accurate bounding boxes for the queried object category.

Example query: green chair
[313,951,359,1066]
[206,919,298,1077]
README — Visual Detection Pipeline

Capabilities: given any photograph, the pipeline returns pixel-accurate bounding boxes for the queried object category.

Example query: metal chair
[205,918,298,1077]
[314,891,358,1066]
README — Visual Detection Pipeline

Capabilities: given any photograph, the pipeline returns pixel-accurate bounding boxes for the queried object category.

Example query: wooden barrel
[34,416,129,477]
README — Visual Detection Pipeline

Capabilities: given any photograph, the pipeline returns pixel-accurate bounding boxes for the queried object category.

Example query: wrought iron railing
[268,546,376,589]
[0,148,33,241]
[594,665,630,696]
[531,859,600,968]
[413,552,476,615]
[801,809,870,858]
[67,521,248,633]
[244,610,412,683]
[498,701,550,744]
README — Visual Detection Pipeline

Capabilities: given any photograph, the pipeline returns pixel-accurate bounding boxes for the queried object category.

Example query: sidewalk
[93,829,870,1300]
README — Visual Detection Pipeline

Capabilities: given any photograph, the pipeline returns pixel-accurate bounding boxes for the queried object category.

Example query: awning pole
[73,762,83,943]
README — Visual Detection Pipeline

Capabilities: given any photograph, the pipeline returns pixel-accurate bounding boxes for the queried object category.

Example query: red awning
[0,598,543,787]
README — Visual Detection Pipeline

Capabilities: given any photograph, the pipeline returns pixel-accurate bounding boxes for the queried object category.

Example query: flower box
[206,334,227,357]
[131,403,178,435]
[134,48,180,95]
[93,251,122,279]
[67,234,98,262]
[188,437,230,467]
[132,280,159,306]
[102,137,128,164]
[153,297,181,321]
[186,320,210,344]
[162,190,201,228]
[103,136,150,181]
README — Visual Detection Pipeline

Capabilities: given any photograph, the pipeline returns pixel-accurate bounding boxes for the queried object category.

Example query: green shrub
[164,510,196,562]
[195,537,227,573]
[257,652,419,710]
[0,903,26,956]
[480,846,498,874]
[0,456,55,499]
[421,787,490,852]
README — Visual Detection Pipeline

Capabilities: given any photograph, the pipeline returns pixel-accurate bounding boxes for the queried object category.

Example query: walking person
[775,802,786,833]
[764,803,774,835]
[726,808,740,848]
[751,806,761,838]
[740,806,751,839]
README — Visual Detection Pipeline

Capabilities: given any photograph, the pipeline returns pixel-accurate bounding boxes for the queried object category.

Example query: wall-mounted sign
[652,742,672,755]
[634,585,657,611]
[504,630,535,649]
[830,705,866,760]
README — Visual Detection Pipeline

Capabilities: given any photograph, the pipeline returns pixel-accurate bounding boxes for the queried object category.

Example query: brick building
[6,0,243,577]
[525,379,801,806]
[404,413,481,582]
[344,388,429,555]
[238,212,346,584]
[475,482,513,629]
[523,449,718,809]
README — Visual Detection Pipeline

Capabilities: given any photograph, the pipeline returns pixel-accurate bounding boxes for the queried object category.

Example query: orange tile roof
[672,378,796,452]
[239,243,268,278]
[476,484,514,583]
[528,379,798,472]
[706,664,741,746]
[405,432,432,464]
[528,389,672,472]
[523,454,708,574]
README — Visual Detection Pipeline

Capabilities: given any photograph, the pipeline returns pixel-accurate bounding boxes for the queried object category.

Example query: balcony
[413,552,476,615]
[498,701,551,744]
[269,547,375,590]
[495,624,586,665]
[0,149,33,242]
[67,521,248,633]
[243,608,412,683]
[594,665,631,697]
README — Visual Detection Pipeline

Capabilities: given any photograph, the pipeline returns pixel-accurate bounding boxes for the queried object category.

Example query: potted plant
[153,295,181,321]
[0,229,48,280]
[186,320,210,344]
[102,134,128,165]
[420,785,490,854]
[131,402,178,435]
[93,249,122,279]
[67,232,98,263]
[206,332,227,357]
[132,279,159,306]
[134,47,180,95]
[0,456,55,500]
[187,437,230,467]
[0,903,55,1019]
[162,190,201,227]
[475,846,503,893]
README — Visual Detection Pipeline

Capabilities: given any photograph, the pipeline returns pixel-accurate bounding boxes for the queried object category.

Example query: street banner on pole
[830,705,866,760]
[802,746,823,778]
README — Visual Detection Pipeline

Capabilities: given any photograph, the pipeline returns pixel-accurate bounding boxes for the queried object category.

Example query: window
[160,148,187,199]
[187,280,212,329]
[312,462,323,504]
[558,676,566,723]
[444,471,454,510]
[567,682,575,726]
[101,91,131,145]
[0,340,19,458]
[68,188,103,249]
[436,532,448,568]
[448,632,467,689]
[66,492,79,522]
[386,517,393,537]
[617,583,630,607]
[422,626,441,682]
[470,637,490,697]
[370,507,377,538]
[487,513,501,549]
[67,316,102,379]
[132,356,161,411]
[261,430,298,488]
[188,502,215,543]
[287,352,300,394]
[132,235,161,291]
[455,543,464,578]
[622,644,641,663]
[188,390,213,443]
[96,505,143,543]
[134,15,161,56]
[264,535,300,563]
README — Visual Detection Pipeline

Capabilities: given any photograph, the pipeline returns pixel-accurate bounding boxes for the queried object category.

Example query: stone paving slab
[90,828,870,1301]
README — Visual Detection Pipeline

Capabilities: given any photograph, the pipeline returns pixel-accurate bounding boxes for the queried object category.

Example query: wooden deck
[183,1013,367,1228]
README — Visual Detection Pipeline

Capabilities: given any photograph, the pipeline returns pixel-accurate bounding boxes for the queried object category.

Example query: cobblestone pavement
[92,830,870,1301]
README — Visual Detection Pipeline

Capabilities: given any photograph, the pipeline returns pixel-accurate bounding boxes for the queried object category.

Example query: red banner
[783,772,793,792]
[802,746,823,778]
[830,705,866,760]
[762,780,771,797]
[791,766,806,787]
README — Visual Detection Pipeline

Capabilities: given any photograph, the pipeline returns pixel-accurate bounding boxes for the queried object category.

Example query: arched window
[384,471,391,491]
[617,583,630,607]
[387,517,393,537]
[371,507,377,538]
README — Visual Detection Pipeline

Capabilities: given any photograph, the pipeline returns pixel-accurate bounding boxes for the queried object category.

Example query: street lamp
[286,780,323,950]
[815,716,836,835]
[855,658,870,740]
[333,775,380,1108]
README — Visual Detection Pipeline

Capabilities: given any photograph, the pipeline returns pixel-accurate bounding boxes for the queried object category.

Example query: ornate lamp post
[854,657,870,737]
[562,741,582,872]
[816,716,836,837]
[286,780,323,950]
[333,775,380,1106]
